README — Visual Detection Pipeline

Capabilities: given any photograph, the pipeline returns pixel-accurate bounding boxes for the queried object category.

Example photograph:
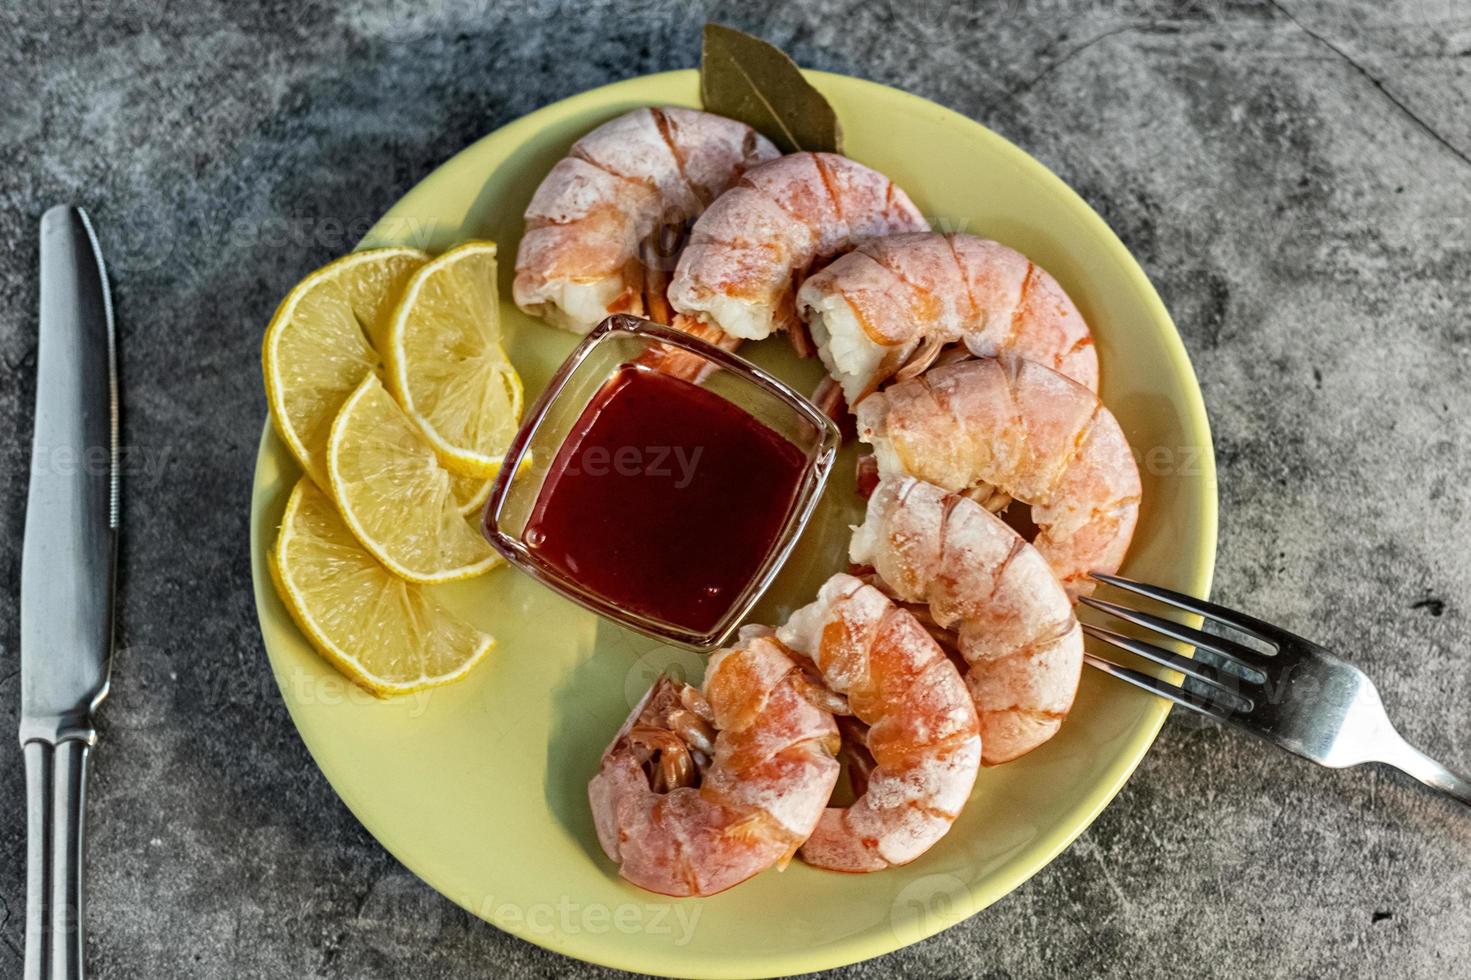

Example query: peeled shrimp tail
[797,232,1099,403]
[777,574,980,871]
[851,477,1084,765]
[588,638,839,897]
[856,355,1141,598]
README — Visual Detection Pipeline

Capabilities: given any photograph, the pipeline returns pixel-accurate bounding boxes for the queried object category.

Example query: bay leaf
[700,23,843,155]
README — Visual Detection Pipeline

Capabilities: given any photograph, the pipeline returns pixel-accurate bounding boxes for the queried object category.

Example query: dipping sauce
[524,364,808,634]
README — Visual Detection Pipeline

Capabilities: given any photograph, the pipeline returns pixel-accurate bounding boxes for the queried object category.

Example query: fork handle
[1383,737,1471,808]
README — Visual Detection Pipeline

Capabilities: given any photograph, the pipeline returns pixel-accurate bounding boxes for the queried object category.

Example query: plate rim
[249,67,1219,978]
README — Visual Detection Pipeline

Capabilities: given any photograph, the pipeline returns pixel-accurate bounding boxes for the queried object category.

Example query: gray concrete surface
[3,0,1470,977]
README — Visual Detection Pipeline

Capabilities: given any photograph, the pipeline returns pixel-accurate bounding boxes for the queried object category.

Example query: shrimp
[514,107,779,333]
[797,232,1099,404]
[851,477,1084,764]
[856,355,1141,598]
[667,152,930,342]
[775,574,981,871]
[587,636,839,896]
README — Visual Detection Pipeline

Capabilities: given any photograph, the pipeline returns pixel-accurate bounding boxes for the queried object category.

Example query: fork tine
[1088,573,1294,646]
[1082,624,1257,708]
[1083,654,1240,720]
[1079,596,1273,679]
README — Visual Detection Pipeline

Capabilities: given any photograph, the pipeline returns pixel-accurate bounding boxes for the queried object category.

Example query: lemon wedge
[263,247,429,487]
[384,241,523,477]
[272,478,494,695]
[327,374,502,583]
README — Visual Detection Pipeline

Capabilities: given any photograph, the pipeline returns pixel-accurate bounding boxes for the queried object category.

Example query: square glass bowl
[483,315,839,650]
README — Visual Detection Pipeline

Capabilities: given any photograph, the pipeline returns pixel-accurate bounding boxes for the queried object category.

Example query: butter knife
[21,206,119,980]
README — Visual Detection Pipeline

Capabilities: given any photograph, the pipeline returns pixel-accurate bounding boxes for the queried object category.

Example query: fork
[1080,573,1471,807]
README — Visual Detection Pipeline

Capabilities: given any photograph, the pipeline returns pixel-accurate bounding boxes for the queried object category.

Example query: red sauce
[524,364,807,634]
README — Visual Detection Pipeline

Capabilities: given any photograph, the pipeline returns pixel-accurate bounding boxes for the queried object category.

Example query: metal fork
[1080,573,1471,807]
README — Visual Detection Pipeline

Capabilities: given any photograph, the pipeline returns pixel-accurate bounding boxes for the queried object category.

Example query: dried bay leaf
[700,23,843,155]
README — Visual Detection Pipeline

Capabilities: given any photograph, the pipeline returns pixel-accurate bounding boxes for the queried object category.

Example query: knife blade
[21,205,118,744]
[21,205,119,980]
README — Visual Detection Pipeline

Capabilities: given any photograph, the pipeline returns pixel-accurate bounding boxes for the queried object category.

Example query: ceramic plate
[250,69,1217,978]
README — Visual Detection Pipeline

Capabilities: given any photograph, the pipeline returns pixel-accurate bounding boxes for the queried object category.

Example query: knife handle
[23,742,50,980]
[22,738,90,980]
[51,739,90,980]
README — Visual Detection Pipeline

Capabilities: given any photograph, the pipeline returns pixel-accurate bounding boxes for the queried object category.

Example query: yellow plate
[250,70,1217,977]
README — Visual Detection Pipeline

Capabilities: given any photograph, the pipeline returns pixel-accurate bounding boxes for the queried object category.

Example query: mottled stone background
[2,0,1470,977]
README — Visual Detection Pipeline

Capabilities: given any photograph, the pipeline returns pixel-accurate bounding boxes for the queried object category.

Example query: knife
[21,206,119,980]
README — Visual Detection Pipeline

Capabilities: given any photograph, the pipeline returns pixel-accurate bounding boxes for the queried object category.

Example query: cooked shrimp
[588,637,839,896]
[514,107,778,333]
[775,573,980,871]
[667,152,930,342]
[797,232,1099,403]
[851,477,1084,764]
[857,355,1141,598]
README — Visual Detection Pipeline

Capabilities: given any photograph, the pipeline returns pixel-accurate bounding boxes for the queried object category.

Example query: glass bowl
[482,315,839,650]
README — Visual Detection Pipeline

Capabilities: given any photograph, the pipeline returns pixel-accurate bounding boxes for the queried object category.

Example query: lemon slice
[450,473,494,516]
[263,247,430,487]
[272,478,494,695]
[385,241,524,477]
[328,374,502,583]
